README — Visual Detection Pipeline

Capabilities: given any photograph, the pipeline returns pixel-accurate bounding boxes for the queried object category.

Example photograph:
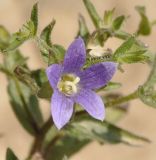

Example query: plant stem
[105,90,138,107]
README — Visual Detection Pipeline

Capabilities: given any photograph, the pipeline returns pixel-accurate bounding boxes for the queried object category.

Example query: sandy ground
[0,0,156,159]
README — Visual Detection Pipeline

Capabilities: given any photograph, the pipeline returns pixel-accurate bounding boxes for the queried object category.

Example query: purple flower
[46,37,116,129]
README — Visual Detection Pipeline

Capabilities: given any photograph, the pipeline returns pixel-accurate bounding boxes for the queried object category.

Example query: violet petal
[78,62,116,89]
[51,90,74,129]
[63,37,86,73]
[46,64,63,89]
[74,89,105,120]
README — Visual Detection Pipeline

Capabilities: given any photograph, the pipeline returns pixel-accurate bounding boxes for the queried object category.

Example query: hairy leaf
[4,3,38,52]
[113,37,149,63]
[67,120,150,146]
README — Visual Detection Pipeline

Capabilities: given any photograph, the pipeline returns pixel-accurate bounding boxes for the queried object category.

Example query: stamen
[57,74,80,96]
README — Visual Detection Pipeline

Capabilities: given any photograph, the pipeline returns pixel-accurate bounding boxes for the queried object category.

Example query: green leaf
[135,6,151,36]
[6,148,19,160]
[113,37,149,63]
[67,120,150,146]
[3,52,43,135]
[8,79,41,135]
[38,20,65,65]
[83,0,102,28]
[103,8,115,25]
[46,135,89,160]
[50,44,65,65]
[114,30,131,40]
[4,3,38,52]
[138,55,156,108]
[0,26,10,50]
[114,37,135,58]
[40,20,56,47]
[39,20,56,63]
[112,15,125,30]
[30,3,38,36]
[77,14,90,43]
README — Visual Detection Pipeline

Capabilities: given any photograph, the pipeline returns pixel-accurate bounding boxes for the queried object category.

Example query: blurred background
[0,0,156,159]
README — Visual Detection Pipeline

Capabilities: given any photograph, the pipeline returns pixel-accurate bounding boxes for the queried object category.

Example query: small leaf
[83,0,102,28]
[103,8,115,25]
[50,44,65,65]
[0,26,10,50]
[6,148,19,160]
[114,30,131,40]
[114,37,135,58]
[112,15,125,30]
[39,21,65,65]
[135,6,151,36]
[77,14,90,43]
[113,37,149,63]
[31,3,38,36]
[4,3,38,52]
[67,120,150,146]
[40,20,56,47]
[39,21,56,63]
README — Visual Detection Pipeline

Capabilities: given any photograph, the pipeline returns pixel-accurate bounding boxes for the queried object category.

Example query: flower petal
[46,64,63,89]
[63,37,86,73]
[51,90,74,129]
[74,89,105,120]
[78,62,117,89]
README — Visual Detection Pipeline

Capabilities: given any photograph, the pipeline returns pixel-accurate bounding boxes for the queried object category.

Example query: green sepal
[6,148,19,160]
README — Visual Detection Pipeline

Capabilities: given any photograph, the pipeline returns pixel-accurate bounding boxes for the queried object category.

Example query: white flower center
[57,74,80,96]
